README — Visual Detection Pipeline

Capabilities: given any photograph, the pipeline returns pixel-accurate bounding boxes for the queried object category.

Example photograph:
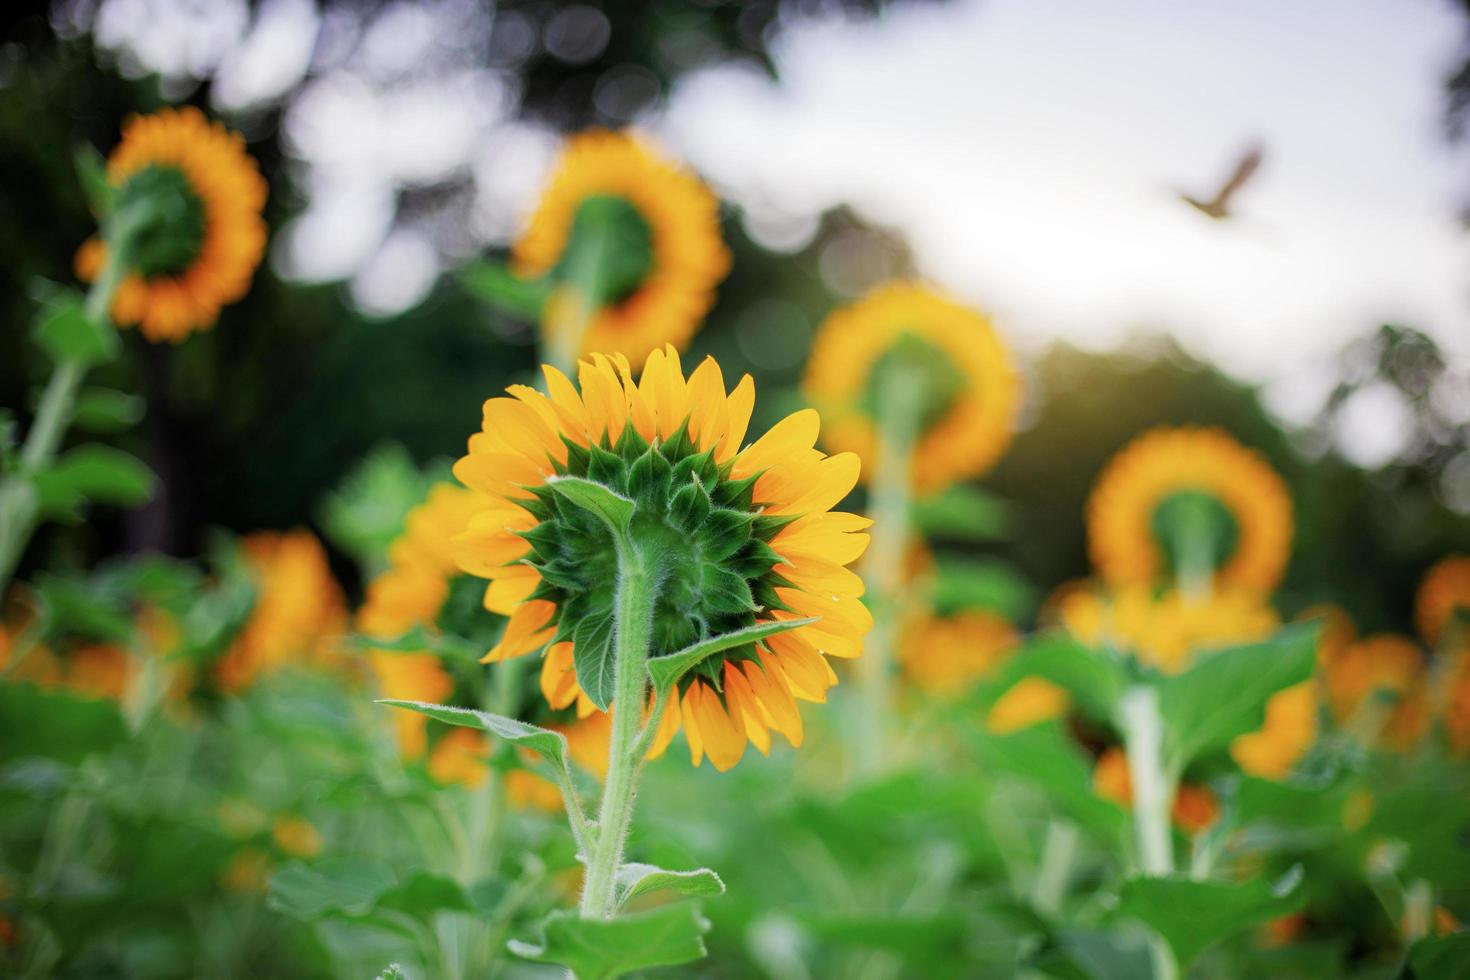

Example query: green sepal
[546,475,635,535]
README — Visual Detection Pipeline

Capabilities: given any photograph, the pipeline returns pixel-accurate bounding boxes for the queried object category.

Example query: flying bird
[1180,144,1264,221]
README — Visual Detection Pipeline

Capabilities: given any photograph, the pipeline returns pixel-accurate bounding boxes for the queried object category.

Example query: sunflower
[362,482,614,794]
[1087,427,1292,594]
[1415,556,1470,650]
[1322,634,1426,748]
[900,610,1017,697]
[76,106,268,343]
[1230,681,1318,780]
[986,677,1071,734]
[216,530,347,693]
[1055,581,1279,672]
[453,345,871,772]
[802,283,1021,495]
[1093,746,1219,834]
[514,130,729,365]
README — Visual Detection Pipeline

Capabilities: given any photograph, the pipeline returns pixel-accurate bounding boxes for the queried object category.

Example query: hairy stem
[856,363,922,774]
[577,542,656,918]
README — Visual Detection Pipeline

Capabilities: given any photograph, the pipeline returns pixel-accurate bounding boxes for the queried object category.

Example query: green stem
[856,363,923,775]
[1120,686,1174,876]
[0,238,131,596]
[1032,820,1079,916]
[577,541,657,918]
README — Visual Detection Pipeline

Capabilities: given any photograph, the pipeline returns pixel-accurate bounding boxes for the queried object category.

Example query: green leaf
[1409,933,1470,979]
[930,555,1037,621]
[358,624,484,664]
[375,872,474,917]
[1038,928,1156,980]
[573,612,617,711]
[0,683,127,765]
[1115,868,1305,968]
[267,859,397,920]
[547,476,635,534]
[458,260,551,318]
[996,631,1126,723]
[377,700,569,770]
[615,863,725,908]
[912,483,1010,541]
[970,726,1129,851]
[33,291,118,367]
[507,903,711,980]
[1158,623,1317,771]
[72,388,145,433]
[646,618,818,692]
[373,966,409,980]
[33,445,155,519]
[75,142,114,217]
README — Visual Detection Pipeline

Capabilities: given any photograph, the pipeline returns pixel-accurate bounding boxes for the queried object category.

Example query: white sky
[662,0,1470,386]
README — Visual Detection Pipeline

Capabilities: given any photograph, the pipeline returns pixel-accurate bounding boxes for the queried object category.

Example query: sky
[662,0,1470,393]
[80,0,1470,411]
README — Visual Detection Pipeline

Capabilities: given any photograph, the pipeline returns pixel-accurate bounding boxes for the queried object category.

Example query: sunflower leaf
[1157,622,1317,771]
[547,476,635,534]
[646,618,818,692]
[376,700,568,770]
[1114,867,1305,968]
[573,612,617,711]
[507,903,711,980]
[615,863,725,909]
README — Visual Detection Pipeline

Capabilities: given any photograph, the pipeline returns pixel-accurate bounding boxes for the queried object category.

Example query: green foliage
[1409,933,1470,978]
[1157,623,1317,772]
[0,682,126,764]
[1115,868,1305,968]
[33,444,155,520]
[458,260,552,318]
[930,554,1038,620]
[32,289,118,367]
[377,700,570,772]
[1001,630,1127,722]
[319,443,442,573]
[508,903,712,979]
[72,387,144,433]
[269,859,398,919]
[74,142,114,218]
[615,862,725,909]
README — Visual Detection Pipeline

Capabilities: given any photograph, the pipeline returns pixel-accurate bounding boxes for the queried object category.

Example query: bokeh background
[4,0,1470,633]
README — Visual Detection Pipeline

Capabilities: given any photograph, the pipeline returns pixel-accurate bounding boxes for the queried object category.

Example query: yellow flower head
[1230,680,1318,780]
[900,610,1017,697]
[1415,555,1470,650]
[76,107,268,343]
[1056,581,1279,672]
[216,530,346,693]
[453,346,872,772]
[986,677,1071,734]
[1087,427,1292,594]
[1323,634,1426,748]
[803,283,1021,494]
[515,130,730,364]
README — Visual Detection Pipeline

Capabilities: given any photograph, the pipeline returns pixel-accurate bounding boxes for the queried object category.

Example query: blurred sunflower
[802,283,1021,495]
[1322,634,1426,748]
[1230,681,1318,780]
[1054,581,1279,672]
[1415,555,1470,650]
[453,346,871,771]
[361,482,611,793]
[1087,427,1292,594]
[515,130,729,365]
[216,530,347,693]
[76,106,268,343]
[986,677,1071,734]
[900,609,1017,697]
[1093,746,1219,834]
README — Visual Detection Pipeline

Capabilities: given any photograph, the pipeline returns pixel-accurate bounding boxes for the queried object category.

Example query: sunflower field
[3,3,1470,979]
